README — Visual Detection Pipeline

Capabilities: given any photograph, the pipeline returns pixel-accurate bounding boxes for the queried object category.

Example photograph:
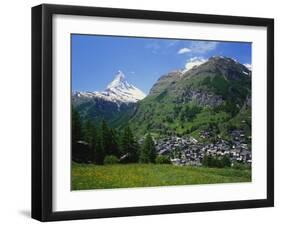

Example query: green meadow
[71,163,251,190]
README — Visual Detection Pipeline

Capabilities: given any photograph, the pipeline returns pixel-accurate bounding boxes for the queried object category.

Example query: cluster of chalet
[154,129,251,166]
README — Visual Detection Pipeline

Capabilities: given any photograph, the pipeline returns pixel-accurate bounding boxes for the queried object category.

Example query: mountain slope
[129,56,251,141]
[72,71,145,127]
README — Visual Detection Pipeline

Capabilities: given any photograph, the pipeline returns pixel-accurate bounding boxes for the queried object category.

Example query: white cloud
[244,63,252,70]
[177,47,191,54]
[184,57,207,72]
[189,41,218,53]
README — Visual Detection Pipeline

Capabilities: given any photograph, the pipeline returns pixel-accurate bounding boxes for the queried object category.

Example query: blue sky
[72,34,251,94]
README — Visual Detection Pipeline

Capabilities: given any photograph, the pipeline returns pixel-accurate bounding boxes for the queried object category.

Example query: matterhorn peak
[115,70,125,80]
[75,70,146,104]
[106,70,128,90]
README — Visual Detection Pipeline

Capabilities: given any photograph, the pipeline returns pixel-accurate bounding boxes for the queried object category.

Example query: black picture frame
[32,3,274,222]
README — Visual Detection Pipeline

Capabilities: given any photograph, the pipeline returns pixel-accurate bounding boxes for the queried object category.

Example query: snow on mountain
[243,63,252,71]
[74,71,146,104]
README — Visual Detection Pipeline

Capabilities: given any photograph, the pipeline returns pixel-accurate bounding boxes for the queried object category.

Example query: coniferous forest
[72,107,157,165]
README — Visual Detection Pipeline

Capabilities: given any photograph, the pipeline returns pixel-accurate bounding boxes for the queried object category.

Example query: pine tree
[81,118,98,163]
[72,107,89,163]
[72,106,83,144]
[101,120,111,156]
[120,126,139,162]
[95,134,104,165]
[109,128,120,157]
[83,119,93,144]
[120,127,129,156]
[140,133,156,163]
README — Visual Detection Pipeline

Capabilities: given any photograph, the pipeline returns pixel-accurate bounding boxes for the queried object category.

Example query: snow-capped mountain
[74,71,146,104]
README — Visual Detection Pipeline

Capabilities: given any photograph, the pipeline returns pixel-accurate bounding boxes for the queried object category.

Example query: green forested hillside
[128,57,251,142]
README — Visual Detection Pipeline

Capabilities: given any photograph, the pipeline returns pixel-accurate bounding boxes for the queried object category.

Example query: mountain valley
[72,56,251,145]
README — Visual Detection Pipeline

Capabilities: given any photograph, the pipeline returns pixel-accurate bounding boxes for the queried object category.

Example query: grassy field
[71,163,251,190]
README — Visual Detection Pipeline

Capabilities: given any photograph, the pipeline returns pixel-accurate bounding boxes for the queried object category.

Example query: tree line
[202,154,231,168]
[72,107,157,165]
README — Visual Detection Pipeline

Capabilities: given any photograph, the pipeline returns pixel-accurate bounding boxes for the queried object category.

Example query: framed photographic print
[32,4,274,221]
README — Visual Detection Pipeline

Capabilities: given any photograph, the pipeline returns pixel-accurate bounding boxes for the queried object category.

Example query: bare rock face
[176,89,223,107]
[190,90,224,107]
